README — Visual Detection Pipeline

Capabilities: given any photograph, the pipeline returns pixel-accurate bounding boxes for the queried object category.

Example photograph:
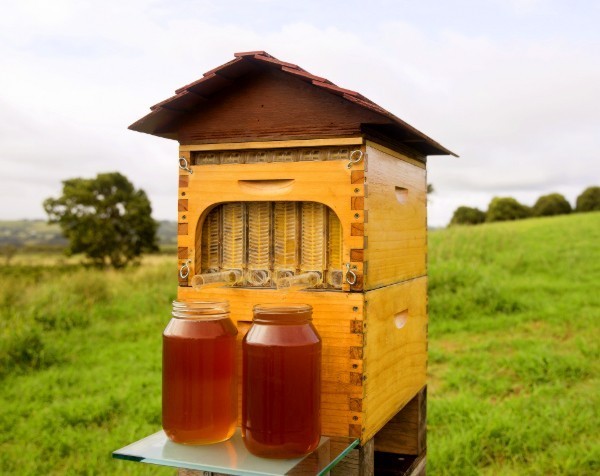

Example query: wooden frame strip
[180,137,364,152]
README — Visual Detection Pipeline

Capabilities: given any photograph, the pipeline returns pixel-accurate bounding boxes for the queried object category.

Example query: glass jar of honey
[242,304,322,458]
[162,301,237,445]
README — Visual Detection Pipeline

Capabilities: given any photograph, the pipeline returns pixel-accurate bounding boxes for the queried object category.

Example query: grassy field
[427,212,600,475]
[0,257,175,475]
[0,212,598,474]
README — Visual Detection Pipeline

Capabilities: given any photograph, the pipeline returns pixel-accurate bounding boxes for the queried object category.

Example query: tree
[449,206,486,226]
[575,186,600,212]
[44,172,158,268]
[532,193,572,217]
[486,197,531,223]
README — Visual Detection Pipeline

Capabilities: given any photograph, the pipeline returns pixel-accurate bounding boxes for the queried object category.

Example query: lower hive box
[178,275,427,443]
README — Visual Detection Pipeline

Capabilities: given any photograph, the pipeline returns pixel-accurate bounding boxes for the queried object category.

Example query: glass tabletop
[113,428,359,476]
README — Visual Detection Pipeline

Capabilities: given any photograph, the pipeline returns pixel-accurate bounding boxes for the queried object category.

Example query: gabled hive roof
[130,51,456,157]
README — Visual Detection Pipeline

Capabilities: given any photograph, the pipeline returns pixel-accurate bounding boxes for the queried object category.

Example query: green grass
[0,212,598,474]
[0,259,176,475]
[428,212,600,475]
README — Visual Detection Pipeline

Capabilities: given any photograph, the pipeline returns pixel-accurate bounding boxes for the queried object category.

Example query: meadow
[427,212,599,475]
[1,212,598,475]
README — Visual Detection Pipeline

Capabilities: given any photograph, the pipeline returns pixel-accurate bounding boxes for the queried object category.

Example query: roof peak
[234,50,272,58]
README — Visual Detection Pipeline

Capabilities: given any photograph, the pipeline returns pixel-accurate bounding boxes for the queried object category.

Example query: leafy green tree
[44,172,158,268]
[486,197,531,222]
[575,186,600,212]
[532,193,572,217]
[449,206,486,226]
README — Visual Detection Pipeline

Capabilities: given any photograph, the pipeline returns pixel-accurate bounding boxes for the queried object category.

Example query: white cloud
[0,1,598,227]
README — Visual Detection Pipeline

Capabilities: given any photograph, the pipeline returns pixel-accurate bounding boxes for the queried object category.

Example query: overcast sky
[1,0,599,226]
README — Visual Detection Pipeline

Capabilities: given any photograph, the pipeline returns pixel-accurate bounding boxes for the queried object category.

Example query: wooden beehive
[130,51,455,445]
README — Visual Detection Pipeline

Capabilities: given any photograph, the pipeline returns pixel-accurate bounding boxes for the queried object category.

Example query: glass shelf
[113,428,359,476]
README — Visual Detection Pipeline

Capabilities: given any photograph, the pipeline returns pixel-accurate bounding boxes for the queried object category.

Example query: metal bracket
[345,263,358,285]
[347,150,364,169]
[179,156,193,175]
[179,259,191,279]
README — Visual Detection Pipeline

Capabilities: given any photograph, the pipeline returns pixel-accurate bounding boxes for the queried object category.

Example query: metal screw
[354,213,360,219]
[354,188,360,193]
[182,215,186,219]
[353,306,358,312]
[353,416,359,421]
[352,364,358,369]
[181,192,186,196]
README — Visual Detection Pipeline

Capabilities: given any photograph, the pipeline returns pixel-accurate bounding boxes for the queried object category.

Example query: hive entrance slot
[197,201,343,290]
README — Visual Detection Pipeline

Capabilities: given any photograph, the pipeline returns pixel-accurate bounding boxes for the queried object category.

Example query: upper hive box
[130,51,455,444]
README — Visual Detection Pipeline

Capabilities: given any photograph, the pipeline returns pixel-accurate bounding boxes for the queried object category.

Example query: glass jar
[162,301,237,445]
[242,304,322,458]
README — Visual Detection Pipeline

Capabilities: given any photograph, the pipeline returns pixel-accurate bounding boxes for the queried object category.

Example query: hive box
[130,51,455,444]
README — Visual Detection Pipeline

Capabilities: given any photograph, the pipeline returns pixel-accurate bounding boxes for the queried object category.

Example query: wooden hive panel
[363,142,427,289]
[178,286,365,438]
[362,276,428,442]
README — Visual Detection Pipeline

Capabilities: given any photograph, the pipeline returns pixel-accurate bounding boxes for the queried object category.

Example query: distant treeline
[0,219,178,248]
[0,220,177,265]
[449,186,600,226]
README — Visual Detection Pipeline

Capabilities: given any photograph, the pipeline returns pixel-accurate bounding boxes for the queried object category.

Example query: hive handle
[394,310,409,329]
[238,179,295,194]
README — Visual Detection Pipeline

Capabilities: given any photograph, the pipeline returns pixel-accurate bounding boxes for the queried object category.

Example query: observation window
[198,201,343,289]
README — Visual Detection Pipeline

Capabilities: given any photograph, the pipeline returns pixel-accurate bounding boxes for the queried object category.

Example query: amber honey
[242,304,321,458]
[162,301,237,445]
